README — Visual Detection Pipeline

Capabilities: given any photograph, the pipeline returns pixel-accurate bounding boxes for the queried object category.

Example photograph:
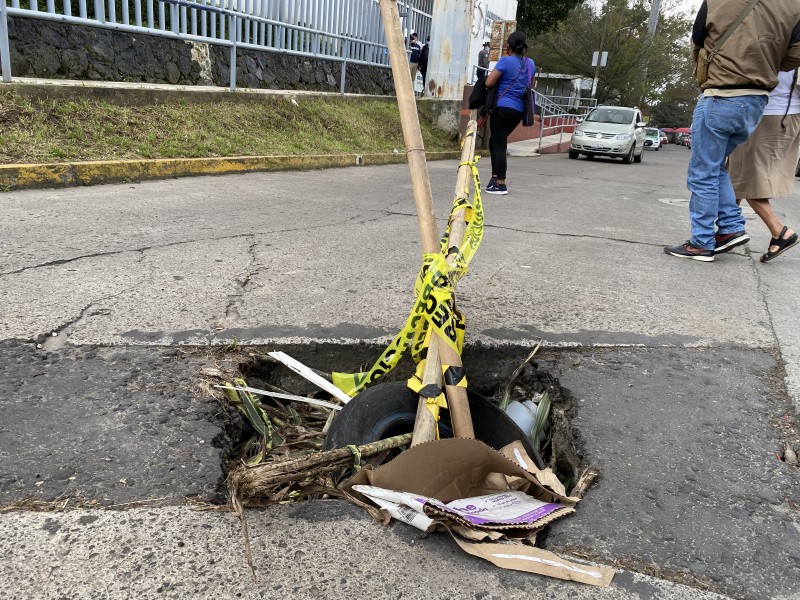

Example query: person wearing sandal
[729,69,800,263]
[664,0,800,262]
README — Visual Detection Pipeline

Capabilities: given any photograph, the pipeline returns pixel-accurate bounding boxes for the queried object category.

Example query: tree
[527,0,695,111]
[516,0,586,37]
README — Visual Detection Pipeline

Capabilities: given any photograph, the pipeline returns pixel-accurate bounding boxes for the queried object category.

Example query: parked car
[568,106,647,164]
[659,131,668,145]
[644,128,661,151]
[685,135,692,149]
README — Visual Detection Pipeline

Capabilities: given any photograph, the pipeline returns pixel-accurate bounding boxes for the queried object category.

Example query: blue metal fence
[0,0,433,91]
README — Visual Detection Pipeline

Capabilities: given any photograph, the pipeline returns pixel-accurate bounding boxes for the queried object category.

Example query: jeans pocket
[707,98,746,134]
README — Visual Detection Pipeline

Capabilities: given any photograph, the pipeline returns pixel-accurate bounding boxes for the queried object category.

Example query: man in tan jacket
[664,0,800,262]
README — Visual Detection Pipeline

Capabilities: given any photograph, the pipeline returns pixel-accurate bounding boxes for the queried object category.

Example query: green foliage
[0,91,458,164]
[516,0,586,37]
[528,0,696,113]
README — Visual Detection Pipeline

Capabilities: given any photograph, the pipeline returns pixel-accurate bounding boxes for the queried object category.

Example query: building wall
[6,16,396,95]
[424,0,517,100]
[470,0,519,70]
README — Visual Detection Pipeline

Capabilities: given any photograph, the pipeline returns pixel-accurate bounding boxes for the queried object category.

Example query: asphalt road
[1,145,799,599]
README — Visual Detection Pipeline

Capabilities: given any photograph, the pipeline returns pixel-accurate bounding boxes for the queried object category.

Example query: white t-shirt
[764,69,800,116]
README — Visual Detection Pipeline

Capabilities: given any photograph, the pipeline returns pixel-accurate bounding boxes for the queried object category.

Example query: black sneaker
[664,241,714,262]
[485,177,497,192]
[486,182,508,195]
[714,230,750,254]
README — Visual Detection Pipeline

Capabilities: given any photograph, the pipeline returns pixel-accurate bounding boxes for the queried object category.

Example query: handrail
[536,110,589,153]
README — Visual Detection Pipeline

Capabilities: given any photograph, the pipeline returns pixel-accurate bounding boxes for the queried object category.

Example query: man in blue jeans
[665,0,800,262]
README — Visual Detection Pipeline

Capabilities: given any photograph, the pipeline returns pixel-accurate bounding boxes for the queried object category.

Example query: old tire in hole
[323,381,543,467]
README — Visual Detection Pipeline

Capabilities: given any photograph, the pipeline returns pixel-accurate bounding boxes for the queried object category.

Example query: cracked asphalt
[1,145,799,599]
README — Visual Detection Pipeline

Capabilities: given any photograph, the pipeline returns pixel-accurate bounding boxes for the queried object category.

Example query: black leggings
[489,107,523,180]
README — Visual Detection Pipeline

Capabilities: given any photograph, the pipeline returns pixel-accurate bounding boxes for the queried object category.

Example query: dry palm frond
[499,340,543,410]
[228,433,411,507]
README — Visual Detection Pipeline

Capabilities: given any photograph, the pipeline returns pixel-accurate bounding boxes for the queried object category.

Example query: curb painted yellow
[0,151,463,191]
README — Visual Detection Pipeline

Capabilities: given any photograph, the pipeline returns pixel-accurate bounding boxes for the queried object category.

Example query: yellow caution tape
[331,156,484,399]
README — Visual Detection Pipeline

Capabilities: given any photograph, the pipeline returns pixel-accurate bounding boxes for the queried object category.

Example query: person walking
[728,69,800,262]
[664,0,800,262]
[477,41,490,79]
[483,31,535,196]
[408,33,422,82]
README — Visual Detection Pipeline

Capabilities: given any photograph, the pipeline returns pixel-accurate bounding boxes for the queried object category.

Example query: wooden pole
[378,0,474,443]
[411,122,478,445]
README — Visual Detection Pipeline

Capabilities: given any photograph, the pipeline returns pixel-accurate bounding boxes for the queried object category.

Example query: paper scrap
[353,485,564,528]
[352,485,433,531]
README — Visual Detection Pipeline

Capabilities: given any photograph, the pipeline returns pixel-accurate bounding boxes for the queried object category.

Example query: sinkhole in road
[222,344,589,506]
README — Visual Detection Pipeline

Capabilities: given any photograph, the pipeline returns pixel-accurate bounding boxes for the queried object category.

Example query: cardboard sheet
[343,438,614,588]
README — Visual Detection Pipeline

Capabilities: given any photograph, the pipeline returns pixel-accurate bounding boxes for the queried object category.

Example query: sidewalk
[508,132,573,156]
[0,148,798,599]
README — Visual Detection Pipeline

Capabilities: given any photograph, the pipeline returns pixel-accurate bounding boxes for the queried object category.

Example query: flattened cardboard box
[343,438,614,587]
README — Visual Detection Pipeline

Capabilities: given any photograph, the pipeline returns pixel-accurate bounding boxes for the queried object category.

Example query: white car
[569,106,647,164]
[644,128,661,150]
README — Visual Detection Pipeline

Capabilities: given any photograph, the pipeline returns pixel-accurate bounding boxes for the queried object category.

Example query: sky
[671,0,702,17]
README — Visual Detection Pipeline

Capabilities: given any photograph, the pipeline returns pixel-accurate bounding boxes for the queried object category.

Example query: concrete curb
[0,151,463,192]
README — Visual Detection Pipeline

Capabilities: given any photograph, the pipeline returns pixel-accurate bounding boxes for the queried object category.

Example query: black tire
[622,145,634,164]
[568,149,579,159]
[323,381,543,467]
[633,146,643,163]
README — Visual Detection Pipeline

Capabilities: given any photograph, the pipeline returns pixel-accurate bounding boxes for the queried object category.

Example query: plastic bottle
[505,399,539,437]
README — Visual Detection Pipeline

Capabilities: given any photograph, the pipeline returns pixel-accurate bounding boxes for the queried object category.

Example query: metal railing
[535,91,596,118]
[533,90,595,153]
[0,0,433,92]
[536,112,582,153]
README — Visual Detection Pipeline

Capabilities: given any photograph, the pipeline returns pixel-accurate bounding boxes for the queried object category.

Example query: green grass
[0,91,459,164]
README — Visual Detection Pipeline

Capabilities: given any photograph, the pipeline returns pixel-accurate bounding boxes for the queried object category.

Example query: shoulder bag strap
[706,0,761,60]
[496,57,526,102]
[781,68,799,130]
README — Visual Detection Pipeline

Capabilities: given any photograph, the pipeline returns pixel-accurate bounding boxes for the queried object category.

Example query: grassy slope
[0,91,458,164]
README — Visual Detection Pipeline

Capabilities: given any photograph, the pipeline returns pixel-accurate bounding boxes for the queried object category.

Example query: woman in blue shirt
[483,31,535,195]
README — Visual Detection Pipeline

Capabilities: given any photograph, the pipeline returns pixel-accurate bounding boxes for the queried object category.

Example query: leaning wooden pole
[378,0,474,444]
[411,122,478,445]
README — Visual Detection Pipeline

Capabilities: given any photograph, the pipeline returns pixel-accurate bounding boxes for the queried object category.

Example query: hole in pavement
[222,344,588,500]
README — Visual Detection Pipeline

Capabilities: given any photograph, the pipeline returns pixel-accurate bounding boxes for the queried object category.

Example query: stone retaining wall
[7,16,395,95]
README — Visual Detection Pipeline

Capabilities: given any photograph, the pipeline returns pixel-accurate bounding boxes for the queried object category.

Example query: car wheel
[568,149,579,159]
[322,381,543,466]
[634,146,643,163]
[622,145,634,164]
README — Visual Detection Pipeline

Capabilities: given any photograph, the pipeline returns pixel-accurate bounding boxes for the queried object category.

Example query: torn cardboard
[343,438,614,587]
[454,538,615,587]
[344,438,574,505]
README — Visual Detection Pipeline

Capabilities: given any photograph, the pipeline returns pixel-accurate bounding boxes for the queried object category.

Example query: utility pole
[591,17,608,99]
[647,0,661,35]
